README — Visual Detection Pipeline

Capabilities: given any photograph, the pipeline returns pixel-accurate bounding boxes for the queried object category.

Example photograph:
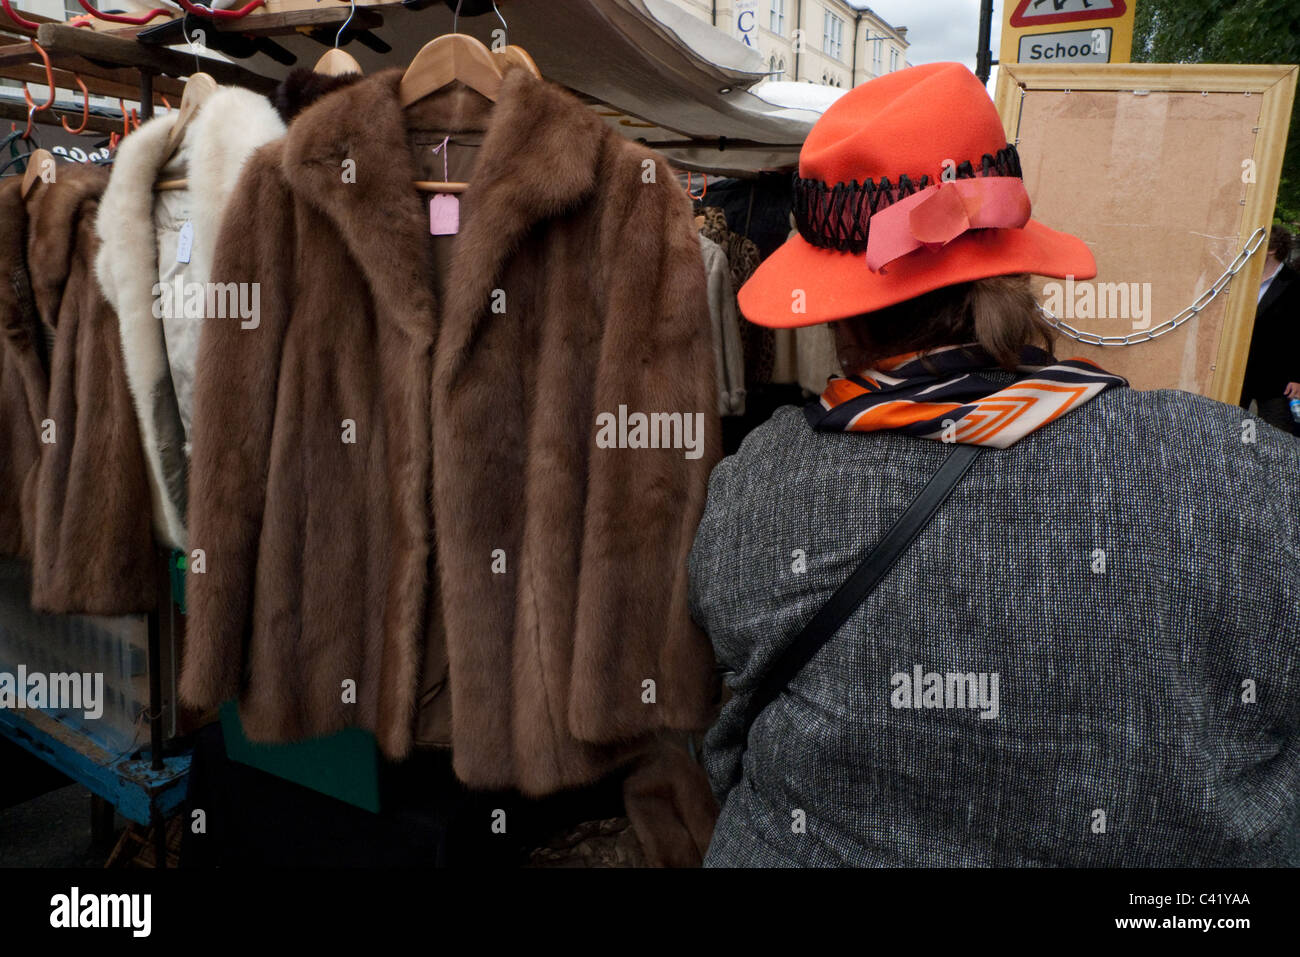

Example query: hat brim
[737,220,1097,328]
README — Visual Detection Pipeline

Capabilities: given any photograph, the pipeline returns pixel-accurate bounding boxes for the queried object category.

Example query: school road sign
[1001,0,1135,65]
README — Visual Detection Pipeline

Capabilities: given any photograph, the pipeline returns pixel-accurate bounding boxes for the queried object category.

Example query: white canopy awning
[163,0,824,171]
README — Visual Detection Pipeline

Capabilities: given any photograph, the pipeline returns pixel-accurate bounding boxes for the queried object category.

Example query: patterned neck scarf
[806,344,1128,448]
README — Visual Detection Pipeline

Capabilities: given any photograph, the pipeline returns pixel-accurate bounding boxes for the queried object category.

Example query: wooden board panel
[995,63,1297,402]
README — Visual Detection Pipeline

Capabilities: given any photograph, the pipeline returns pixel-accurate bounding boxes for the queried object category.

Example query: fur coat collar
[280,67,607,355]
[95,87,285,550]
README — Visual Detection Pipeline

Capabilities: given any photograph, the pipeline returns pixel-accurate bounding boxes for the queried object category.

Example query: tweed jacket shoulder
[689,388,1300,866]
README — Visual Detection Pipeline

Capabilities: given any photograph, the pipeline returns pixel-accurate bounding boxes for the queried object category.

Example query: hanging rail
[31,22,278,92]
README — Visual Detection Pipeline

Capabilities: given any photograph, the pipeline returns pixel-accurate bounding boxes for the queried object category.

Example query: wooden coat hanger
[402,2,541,194]
[156,72,218,192]
[399,33,503,109]
[402,34,502,194]
[315,48,363,76]
[315,0,363,76]
[493,44,540,78]
[20,148,54,199]
[483,1,537,79]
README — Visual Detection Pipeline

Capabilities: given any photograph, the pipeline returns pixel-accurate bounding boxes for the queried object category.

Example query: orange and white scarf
[807,345,1127,448]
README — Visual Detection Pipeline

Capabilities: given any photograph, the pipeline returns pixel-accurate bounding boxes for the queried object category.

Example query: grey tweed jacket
[689,388,1300,867]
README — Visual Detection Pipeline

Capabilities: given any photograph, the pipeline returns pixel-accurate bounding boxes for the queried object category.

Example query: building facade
[668,0,910,89]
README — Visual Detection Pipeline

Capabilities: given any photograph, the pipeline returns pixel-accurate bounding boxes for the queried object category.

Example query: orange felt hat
[738,62,1096,329]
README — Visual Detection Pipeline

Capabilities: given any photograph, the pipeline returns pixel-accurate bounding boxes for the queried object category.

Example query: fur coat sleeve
[433,119,722,796]
[567,145,722,743]
[179,147,295,709]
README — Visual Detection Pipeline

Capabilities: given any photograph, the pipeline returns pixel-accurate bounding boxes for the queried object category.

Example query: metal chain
[1040,227,1268,346]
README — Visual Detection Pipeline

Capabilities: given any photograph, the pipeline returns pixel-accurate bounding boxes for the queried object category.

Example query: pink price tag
[429,194,460,236]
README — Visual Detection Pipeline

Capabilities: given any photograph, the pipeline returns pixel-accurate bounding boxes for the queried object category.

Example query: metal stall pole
[975,0,994,85]
[139,68,154,121]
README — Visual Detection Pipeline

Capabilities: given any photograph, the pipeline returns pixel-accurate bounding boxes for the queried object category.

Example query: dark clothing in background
[1256,396,1297,436]
[700,174,794,260]
[1241,263,1300,436]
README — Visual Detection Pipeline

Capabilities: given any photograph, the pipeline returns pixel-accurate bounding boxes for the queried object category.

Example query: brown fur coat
[181,67,720,797]
[0,177,44,559]
[0,166,154,613]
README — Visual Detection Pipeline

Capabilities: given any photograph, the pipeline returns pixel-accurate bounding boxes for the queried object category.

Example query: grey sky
[848,0,1006,74]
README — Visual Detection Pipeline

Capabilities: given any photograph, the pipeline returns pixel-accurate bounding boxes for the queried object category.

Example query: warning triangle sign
[1010,0,1127,28]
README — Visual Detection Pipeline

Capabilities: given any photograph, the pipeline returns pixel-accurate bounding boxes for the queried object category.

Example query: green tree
[1133,0,1300,224]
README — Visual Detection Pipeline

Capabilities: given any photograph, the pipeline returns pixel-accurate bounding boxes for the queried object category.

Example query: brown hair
[832,274,1055,373]
[1269,225,1295,264]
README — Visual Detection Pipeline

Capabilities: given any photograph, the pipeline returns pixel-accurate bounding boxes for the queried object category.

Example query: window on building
[872,37,883,75]
[769,0,785,35]
[776,57,786,80]
[889,48,899,72]
[823,11,844,61]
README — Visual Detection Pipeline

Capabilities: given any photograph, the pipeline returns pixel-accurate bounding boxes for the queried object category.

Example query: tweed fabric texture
[690,388,1300,866]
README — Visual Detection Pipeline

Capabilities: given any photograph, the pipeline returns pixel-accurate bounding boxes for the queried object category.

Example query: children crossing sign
[1002,0,1135,65]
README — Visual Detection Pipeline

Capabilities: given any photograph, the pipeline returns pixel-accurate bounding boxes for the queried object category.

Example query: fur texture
[272,68,362,122]
[181,68,720,796]
[622,737,720,867]
[0,165,155,613]
[0,178,46,559]
[95,87,286,550]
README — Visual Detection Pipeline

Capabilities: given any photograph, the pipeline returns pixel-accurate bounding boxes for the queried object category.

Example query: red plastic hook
[61,75,89,135]
[17,40,55,139]
[173,0,266,20]
[0,0,40,31]
[19,91,37,139]
[686,171,708,200]
[73,0,171,25]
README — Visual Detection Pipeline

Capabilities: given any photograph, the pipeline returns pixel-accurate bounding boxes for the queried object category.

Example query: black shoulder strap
[741,442,983,739]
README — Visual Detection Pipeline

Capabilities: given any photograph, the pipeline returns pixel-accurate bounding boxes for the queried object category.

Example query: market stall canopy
[530,0,822,172]
[19,0,822,172]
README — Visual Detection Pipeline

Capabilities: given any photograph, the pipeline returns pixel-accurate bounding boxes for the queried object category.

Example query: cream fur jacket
[95,87,285,550]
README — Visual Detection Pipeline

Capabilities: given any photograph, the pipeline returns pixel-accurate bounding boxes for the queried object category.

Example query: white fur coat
[95,86,285,550]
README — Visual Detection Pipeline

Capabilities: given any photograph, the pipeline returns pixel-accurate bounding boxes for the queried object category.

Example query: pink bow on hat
[865,177,1033,272]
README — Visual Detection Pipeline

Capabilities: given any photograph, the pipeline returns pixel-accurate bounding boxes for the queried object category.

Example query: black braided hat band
[792,144,1024,254]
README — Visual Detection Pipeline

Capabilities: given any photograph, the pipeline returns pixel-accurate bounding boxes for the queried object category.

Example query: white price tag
[176,221,194,264]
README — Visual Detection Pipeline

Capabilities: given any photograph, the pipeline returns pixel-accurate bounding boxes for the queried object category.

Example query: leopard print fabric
[698,205,774,384]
